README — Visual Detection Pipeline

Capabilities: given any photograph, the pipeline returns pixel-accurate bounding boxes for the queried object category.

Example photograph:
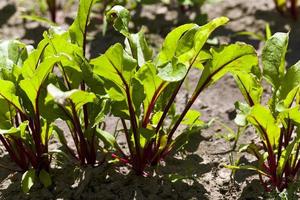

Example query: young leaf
[47,84,96,112]
[69,0,96,49]
[279,60,300,100]
[0,40,30,72]
[196,43,258,92]
[96,128,119,150]
[0,79,23,111]
[157,23,197,65]
[262,32,289,88]
[106,5,130,37]
[20,57,61,111]
[124,30,153,67]
[247,105,280,147]
[91,43,137,99]
[233,72,263,106]
[135,62,165,119]
[21,169,36,193]
[39,169,52,188]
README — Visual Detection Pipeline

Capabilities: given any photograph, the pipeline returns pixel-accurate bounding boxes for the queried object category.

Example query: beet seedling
[0,39,62,192]
[230,32,300,192]
[88,6,258,175]
[41,0,111,166]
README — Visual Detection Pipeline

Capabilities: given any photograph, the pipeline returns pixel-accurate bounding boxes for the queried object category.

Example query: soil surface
[1,0,300,199]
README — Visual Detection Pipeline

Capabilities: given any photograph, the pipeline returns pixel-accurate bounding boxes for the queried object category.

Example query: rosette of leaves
[0,39,60,192]
[38,0,112,167]
[229,32,300,192]
[88,6,258,175]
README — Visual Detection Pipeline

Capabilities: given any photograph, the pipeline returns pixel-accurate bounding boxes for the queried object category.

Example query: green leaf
[233,72,263,105]
[106,5,130,37]
[21,169,36,193]
[0,79,23,111]
[0,98,12,129]
[279,61,300,101]
[20,56,60,111]
[124,30,153,67]
[91,43,137,116]
[247,105,280,148]
[262,32,289,88]
[47,84,96,112]
[41,120,54,145]
[234,101,251,126]
[157,23,197,65]
[96,128,119,150]
[136,62,165,116]
[39,169,52,188]
[0,121,28,139]
[277,135,299,176]
[69,0,96,48]
[139,128,156,148]
[177,17,229,66]
[157,17,229,82]
[0,40,30,81]
[196,43,258,92]
[225,164,268,176]
[157,62,187,82]
[181,109,204,127]
[22,39,49,79]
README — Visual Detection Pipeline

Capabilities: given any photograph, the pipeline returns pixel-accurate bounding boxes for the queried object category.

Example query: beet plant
[0,39,62,192]
[230,32,300,192]
[40,0,111,166]
[87,6,258,175]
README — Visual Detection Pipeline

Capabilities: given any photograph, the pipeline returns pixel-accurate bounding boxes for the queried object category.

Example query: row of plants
[1,0,300,197]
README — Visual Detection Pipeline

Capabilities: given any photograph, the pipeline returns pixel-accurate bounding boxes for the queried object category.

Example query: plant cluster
[230,32,300,192]
[2,0,300,197]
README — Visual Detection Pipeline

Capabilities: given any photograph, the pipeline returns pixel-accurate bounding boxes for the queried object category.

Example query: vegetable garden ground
[1,0,300,199]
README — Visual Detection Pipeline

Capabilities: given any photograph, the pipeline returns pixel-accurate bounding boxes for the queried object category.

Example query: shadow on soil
[0,4,16,28]
[0,128,210,200]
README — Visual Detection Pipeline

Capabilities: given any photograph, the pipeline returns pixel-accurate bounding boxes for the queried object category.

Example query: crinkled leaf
[124,30,153,67]
[158,62,187,82]
[106,5,130,37]
[262,32,289,88]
